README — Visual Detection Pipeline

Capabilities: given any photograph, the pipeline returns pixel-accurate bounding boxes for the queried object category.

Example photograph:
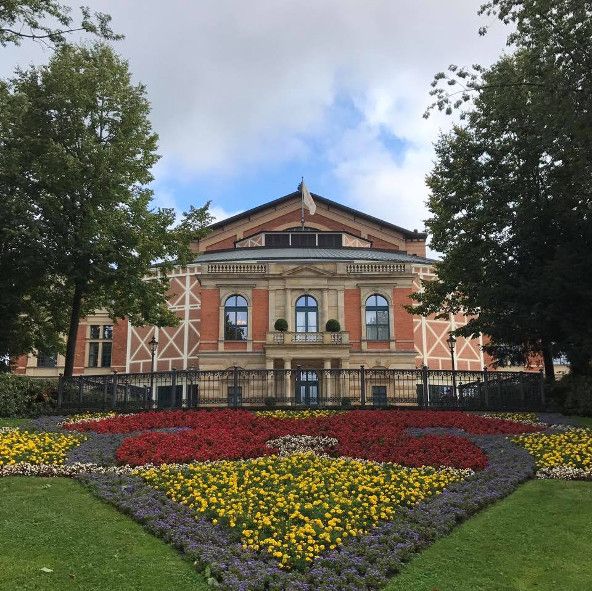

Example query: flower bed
[0,429,84,466]
[73,409,540,469]
[514,428,592,479]
[1,409,551,589]
[136,454,471,569]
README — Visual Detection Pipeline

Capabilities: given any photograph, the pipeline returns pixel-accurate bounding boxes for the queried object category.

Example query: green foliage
[264,396,277,408]
[0,374,57,417]
[548,374,592,417]
[415,0,592,377]
[274,318,288,332]
[0,43,212,374]
[325,319,341,333]
[340,397,352,408]
[0,1,121,46]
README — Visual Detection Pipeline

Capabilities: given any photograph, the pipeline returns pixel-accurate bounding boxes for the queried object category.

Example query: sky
[0,1,510,245]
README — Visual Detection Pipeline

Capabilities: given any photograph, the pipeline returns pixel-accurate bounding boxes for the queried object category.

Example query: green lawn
[0,417,31,428]
[572,415,592,427]
[386,479,592,591]
[0,477,209,591]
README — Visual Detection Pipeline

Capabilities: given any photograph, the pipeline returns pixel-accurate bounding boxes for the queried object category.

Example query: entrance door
[296,370,319,406]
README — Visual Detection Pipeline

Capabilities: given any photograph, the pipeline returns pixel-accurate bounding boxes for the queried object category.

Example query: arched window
[224,295,248,340]
[365,294,389,340]
[295,295,318,332]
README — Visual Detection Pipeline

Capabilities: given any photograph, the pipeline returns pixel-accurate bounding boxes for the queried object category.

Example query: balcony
[266,331,350,346]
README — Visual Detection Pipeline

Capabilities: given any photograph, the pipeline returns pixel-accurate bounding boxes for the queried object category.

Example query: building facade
[16,191,488,377]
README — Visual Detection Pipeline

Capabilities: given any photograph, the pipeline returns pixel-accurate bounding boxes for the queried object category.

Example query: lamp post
[447,333,458,401]
[149,335,158,407]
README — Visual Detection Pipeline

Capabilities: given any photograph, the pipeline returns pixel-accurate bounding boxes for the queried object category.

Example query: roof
[195,247,434,265]
[207,191,428,240]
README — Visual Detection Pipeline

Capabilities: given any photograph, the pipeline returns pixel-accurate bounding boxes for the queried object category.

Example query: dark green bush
[264,396,277,408]
[0,374,57,417]
[548,374,592,417]
[325,319,341,332]
[274,318,288,332]
[340,397,352,408]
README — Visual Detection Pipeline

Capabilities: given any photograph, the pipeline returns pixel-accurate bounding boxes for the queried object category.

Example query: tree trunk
[63,283,85,378]
[542,339,555,383]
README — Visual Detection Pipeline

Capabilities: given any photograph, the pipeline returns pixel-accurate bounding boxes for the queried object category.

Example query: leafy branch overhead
[414,0,592,378]
[0,43,211,375]
[0,1,121,46]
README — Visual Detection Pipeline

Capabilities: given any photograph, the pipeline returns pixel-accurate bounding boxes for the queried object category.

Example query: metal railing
[267,332,350,345]
[57,366,545,412]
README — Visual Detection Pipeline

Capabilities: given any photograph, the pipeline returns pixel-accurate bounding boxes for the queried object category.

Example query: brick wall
[252,288,269,351]
[199,288,220,351]
[344,289,362,350]
[393,287,415,352]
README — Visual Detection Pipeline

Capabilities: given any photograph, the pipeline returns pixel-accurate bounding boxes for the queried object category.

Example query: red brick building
[16,191,488,377]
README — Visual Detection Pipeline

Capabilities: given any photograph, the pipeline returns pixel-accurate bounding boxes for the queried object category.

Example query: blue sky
[0,1,509,241]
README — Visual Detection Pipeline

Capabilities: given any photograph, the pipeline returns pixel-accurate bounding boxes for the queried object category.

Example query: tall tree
[414,0,592,379]
[0,1,120,46]
[2,43,212,376]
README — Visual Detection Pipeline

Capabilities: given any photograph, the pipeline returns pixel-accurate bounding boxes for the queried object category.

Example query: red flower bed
[96,409,539,469]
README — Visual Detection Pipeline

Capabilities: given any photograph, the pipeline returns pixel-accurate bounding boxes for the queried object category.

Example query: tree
[414,0,592,379]
[0,1,120,46]
[1,43,212,376]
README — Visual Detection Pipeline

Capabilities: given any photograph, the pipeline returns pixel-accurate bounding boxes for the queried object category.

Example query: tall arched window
[295,295,318,332]
[224,295,248,340]
[365,294,389,340]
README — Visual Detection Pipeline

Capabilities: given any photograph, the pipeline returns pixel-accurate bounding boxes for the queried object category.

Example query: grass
[571,415,592,427]
[0,477,209,591]
[0,417,32,428]
[385,479,592,591]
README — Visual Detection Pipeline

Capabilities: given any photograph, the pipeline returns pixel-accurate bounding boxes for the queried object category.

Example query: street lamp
[149,335,158,407]
[149,336,159,371]
[447,333,458,401]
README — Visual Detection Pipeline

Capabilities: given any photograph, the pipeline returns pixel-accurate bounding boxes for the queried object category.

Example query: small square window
[37,352,57,368]
[89,325,101,339]
[103,325,113,340]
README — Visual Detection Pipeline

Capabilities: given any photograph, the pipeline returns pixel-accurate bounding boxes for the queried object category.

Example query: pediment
[281,265,335,277]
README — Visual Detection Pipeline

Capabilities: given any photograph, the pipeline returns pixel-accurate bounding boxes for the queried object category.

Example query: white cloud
[0,0,509,237]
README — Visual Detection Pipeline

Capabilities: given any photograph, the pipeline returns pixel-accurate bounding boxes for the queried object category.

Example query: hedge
[0,373,57,417]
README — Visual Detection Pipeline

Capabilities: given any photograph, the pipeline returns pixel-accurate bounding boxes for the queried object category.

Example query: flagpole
[300,176,305,230]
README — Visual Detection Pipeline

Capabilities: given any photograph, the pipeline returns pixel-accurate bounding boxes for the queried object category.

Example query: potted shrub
[274,318,288,332]
[325,319,341,333]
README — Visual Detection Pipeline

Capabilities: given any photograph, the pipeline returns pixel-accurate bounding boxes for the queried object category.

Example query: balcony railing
[266,331,350,345]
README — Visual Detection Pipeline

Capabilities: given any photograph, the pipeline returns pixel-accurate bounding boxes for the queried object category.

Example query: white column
[284,358,292,405]
[322,289,329,331]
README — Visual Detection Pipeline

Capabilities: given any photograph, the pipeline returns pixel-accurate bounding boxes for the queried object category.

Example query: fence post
[57,374,64,408]
[78,377,84,407]
[539,369,546,408]
[483,367,489,409]
[111,371,119,409]
[171,368,177,409]
[103,376,109,409]
[421,365,429,408]
[232,365,239,407]
[360,365,366,407]
[143,385,150,410]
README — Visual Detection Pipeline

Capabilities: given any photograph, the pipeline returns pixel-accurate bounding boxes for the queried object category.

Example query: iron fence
[57,366,545,413]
